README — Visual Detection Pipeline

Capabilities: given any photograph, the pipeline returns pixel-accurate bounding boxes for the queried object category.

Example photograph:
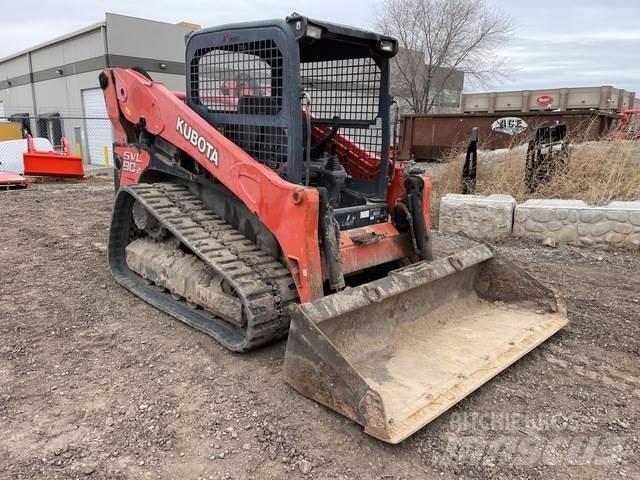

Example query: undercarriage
[109,182,297,351]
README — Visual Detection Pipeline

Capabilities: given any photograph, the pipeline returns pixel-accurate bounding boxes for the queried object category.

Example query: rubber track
[108,182,298,351]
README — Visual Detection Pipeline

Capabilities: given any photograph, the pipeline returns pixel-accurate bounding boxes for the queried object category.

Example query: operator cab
[186,14,398,230]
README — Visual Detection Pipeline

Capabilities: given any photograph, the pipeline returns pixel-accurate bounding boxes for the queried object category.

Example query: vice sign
[491,117,528,136]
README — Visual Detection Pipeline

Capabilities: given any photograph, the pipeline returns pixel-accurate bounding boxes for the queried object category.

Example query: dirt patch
[1,179,638,479]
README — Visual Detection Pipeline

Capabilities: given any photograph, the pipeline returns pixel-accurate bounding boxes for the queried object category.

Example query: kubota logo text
[176,116,218,166]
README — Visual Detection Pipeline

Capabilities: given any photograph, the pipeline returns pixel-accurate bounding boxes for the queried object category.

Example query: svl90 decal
[115,146,150,186]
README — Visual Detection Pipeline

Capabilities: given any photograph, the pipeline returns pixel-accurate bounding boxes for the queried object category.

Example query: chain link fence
[0,107,113,174]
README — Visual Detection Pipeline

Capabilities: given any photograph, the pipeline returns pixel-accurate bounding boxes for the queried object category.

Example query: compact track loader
[102,15,567,443]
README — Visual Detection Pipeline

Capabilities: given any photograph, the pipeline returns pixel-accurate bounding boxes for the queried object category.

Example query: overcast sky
[1,0,638,93]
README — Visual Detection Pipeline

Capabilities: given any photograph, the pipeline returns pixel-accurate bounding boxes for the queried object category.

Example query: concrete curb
[439,194,640,249]
[85,166,114,177]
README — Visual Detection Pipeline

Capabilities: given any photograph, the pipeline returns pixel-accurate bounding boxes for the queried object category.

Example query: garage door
[82,88,113,165]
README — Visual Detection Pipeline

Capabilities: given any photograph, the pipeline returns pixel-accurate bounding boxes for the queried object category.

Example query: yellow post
[103,146,110,167]
[75,143,82,158]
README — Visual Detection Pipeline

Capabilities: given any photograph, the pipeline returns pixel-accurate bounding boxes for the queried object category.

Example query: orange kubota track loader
[102,15,567,443]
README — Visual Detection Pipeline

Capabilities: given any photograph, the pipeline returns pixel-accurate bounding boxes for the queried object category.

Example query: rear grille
[218,123,288,173]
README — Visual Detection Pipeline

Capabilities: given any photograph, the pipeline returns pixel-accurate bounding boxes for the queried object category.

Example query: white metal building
[0,13,198,165]
[461,86,638,114]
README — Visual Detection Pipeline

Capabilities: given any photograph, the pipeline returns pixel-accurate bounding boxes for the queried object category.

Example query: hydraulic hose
[302,92,312,186]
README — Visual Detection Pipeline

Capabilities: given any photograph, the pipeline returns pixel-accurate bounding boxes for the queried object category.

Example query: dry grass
[429,137,640,227]
[434,138,640,202]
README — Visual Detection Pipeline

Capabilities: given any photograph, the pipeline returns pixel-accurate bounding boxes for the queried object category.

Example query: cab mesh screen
[301,57,382,155]
[191,40,287,171]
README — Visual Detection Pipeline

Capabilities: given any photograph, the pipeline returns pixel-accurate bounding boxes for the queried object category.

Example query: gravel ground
[0,179,638,479]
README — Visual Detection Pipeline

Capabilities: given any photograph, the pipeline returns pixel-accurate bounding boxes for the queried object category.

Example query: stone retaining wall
[439,194,516,240]
[438,194,640,249]
[513,199,640,249]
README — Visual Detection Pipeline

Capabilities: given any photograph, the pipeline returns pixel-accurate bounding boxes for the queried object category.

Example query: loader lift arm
[101,67,325,301]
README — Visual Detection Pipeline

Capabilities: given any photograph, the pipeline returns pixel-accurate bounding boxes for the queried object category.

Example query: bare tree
[376,0,512,114]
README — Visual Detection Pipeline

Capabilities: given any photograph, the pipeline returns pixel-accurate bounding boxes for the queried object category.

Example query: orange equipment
[23,136,85,178]
[616,109,640,139]
[102,15,567,443]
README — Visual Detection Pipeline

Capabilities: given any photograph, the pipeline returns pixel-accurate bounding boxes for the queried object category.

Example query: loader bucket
[283,244,567,443]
